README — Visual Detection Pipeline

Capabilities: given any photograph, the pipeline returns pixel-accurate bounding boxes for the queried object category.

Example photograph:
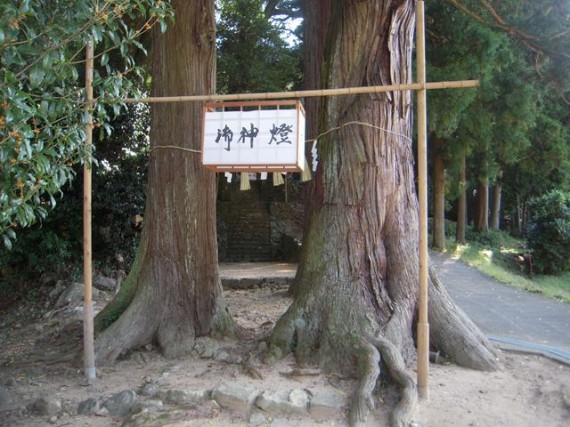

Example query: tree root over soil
[266,268,498,427]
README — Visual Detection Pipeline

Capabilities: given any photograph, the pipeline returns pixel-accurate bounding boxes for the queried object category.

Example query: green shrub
[0,186,82,279]
[527,190,570,275]
[465,228,509,249]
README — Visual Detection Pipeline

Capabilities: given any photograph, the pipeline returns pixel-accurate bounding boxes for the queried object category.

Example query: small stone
[212,382,258,415]
[214,351,231,362]
[141,399,163,410]
[249,410,269,426]
[288,389,309,413]
[102,389,137,417]
[156,372,170,385]
[309,392,346,419]
[130,352,149,365]
[194,337,220,359]
[131,399,163,414]
[55,283,99,308]
[77,398,99,415]
[49,280,66,299]
[255,388,308,416]
[141,383,157,397]
[32,397,62,416]
[93,275,117,292]
[95,406,109,417]
[48,415,58,423]
[164,389,209,405]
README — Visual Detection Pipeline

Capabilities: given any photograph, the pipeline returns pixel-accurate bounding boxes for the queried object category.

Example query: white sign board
[202,102,305,172]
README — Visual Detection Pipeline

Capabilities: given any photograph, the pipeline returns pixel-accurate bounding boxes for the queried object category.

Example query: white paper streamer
[311,140,318,172]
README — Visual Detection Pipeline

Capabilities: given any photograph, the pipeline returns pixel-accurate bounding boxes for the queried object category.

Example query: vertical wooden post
[416,0,430,400]
[83,40,96,381]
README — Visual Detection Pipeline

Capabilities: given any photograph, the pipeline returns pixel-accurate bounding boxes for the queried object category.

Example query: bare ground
[1,284,569,426]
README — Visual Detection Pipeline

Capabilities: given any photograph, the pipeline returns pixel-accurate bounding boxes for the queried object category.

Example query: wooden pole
[83,40,96,381]
[416,0,430,401]
[120,80,479,104]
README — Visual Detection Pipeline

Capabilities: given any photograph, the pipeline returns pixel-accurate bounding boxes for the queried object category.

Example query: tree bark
[475,176,489,232]
[490,169,503,230]
[432,137,446,250]
[456,149,467,244]
[270,1,497,425]
[94,0,233,364]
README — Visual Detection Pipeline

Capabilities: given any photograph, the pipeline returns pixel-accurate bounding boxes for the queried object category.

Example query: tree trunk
[515,194,523,235]
[490,169,503,230]
[269,1,497,425]
[432,137,446,250]
[94,0,233,364]
[456,149,467,244]
[475,176,489,232]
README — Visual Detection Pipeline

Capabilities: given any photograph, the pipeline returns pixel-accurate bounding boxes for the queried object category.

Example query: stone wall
[217,176,304,262]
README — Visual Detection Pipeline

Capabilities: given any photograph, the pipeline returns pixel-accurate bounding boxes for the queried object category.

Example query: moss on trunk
[94,234,147,332]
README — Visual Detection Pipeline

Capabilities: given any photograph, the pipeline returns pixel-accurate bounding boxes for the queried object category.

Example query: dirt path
[1,281,570,426]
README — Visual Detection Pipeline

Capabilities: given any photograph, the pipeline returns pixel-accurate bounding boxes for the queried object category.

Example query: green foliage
[0,181,82,291]
[465,228,513,249]
[91,103,149,267]
[217,0,301,93]
[446,230,570,303]
[426,0,570,228]
[527,190,570,275]
[0,102,150,284]
[0,0,173,247]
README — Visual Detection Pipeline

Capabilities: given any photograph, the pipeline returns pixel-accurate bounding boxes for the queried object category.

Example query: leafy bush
[0,0,173,246]
[527,190,570,275]
[0,181,82,271]
[465,228,509,249]
[0,103,149,296]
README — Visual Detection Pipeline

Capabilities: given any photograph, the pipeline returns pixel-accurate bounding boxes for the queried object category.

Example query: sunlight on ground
[478,249,493,264]
[450,244,466,260]
[445,238,570,303]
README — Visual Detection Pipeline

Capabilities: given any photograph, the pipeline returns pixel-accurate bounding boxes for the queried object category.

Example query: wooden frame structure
[83,0,472,399]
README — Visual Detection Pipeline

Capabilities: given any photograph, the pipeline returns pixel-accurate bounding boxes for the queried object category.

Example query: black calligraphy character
[237,123,259,148]
[268,123,293,145]
[215,125,234,151]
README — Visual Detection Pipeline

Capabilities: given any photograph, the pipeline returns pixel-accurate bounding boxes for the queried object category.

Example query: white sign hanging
[202,101,305,172]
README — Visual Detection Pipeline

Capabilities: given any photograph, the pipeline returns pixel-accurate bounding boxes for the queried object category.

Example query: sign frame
[202,100,305,172]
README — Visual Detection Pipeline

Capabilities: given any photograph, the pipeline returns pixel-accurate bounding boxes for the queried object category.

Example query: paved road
[430,251,570,363]
[220,255,570,363]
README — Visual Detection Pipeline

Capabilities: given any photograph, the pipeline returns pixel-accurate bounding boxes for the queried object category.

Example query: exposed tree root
[428,266,499,371]
[95,290,158,364]
[347,335,417,427]
[95,277,234,365]
[349,340,380,426]
[372,335,417,427]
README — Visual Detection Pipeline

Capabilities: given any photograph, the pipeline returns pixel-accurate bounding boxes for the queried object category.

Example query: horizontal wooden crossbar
[121,80,479,104]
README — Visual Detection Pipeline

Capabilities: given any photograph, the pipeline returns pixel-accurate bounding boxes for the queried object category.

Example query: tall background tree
[216,0,301,94]
[425,0,569,242]
[268,1,497,425]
